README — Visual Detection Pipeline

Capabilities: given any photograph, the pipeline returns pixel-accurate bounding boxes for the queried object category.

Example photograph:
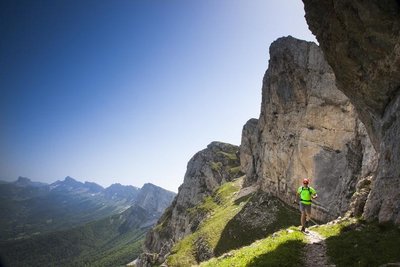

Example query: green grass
[188,196,219,217]
[312,218,354,238]
[166,233,198,267]
[166,179,245,266]
[217,151,238,161]
[313,219,400,267]
[199,227,306,267]
[211,162,223,172]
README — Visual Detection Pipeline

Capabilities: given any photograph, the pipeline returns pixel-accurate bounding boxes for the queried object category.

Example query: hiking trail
[303,230,334,267]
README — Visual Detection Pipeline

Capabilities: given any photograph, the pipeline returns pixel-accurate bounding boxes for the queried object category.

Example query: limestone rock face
[240,118,259,186]
[303,0,400,223]
[136,142,242,266]
[240,36,376,222]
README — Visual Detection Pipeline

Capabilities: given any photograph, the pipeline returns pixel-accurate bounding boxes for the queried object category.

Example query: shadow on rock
[214,191,299,256]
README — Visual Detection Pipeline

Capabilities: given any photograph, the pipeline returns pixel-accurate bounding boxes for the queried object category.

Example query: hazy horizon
[1,0,316,193]
[2,175,177,192]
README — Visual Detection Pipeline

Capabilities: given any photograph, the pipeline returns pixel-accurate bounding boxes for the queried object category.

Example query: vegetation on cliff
[163,177,299,266]
[166,178,244,266]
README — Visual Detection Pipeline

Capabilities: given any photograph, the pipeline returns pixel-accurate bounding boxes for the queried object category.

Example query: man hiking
[296,178,317,232]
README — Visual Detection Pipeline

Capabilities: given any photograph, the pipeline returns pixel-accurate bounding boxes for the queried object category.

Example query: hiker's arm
[311,188,317,199]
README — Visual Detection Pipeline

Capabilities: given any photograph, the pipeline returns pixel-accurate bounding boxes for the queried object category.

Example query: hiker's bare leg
[301,211,306,227]
[306,210,311,225]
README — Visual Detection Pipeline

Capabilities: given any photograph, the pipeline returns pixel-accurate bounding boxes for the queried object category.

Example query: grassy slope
[0,211,147,267]
[199,228,306,267]
[166,185,400,267]
[166,179,243,267]
[199,218,400,267]
[165,178,301,266]
[313,218,400,267]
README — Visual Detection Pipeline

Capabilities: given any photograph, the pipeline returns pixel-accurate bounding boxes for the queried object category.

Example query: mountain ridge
[0,176,175,241]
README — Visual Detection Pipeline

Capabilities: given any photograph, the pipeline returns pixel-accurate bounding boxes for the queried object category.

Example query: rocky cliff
[135,36,382,266]
[302,0,400,223]
[240,36,376,222]
[136,142,242,266]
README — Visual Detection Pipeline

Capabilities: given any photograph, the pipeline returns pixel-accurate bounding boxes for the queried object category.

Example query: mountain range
[0,176,176,267]
[0,176,175,242]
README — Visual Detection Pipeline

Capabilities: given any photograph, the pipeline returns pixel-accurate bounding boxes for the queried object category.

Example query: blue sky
[0,0,315,192]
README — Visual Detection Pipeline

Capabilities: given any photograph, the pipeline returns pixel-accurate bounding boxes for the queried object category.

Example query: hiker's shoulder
[297,186,302,191]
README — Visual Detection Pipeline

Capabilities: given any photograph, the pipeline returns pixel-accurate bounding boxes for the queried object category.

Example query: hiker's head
[303,178,309,186]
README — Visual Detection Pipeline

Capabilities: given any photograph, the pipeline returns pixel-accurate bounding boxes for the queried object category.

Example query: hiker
[296,178,317,232]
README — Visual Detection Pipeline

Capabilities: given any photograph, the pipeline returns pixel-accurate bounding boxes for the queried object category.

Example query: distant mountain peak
[49,176,84,191]
[63,176,83,185]
[14,176,47,187]
[109,183,123,187]
[107,183,139,191]
[140,183,175,195]
[16,176,31,183]
[141,183,157,189]
[136,183,176,214]
[84,181,104,193]
[14,177,32,187]
[64,176,78,182]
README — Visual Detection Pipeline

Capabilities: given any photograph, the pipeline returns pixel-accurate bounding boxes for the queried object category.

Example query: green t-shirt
[297,186,317,205]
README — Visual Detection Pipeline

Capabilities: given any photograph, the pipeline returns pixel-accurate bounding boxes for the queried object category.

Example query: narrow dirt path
[303,230,334,267]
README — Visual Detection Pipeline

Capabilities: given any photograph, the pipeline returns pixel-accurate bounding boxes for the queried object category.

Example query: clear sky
[0,0,316,192]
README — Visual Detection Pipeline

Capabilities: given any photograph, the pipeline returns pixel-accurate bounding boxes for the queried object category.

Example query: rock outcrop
[240,118,259,186]
[240,36,376,222]
[302,0,400,223]
[136,142,242,266]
